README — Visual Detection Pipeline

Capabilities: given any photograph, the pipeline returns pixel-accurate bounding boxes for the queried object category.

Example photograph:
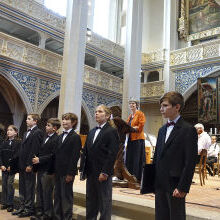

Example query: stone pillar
[38,32,47,49]
[163,0,178,92]
[95,57,102,70]
[87,0,95,30]
[122,0,143,120]
[58,0,88,131]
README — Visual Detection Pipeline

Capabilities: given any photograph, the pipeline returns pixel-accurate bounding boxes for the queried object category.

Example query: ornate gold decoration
[178,0,188,39]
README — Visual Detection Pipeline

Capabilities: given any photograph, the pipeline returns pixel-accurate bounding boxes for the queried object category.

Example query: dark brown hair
[160,91,184,112]
[28,114,40,122]
[47,118,61,130]
[62,113,78,129]
[7,125,20,141]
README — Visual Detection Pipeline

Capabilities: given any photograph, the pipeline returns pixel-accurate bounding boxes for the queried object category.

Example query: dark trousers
[206,156,217,175]
[19,170,36,212]
[42,173,55,218]
[54,175,73,220]
[86,175,112,220]
[155,190,186,220]
[1,172,15,206]
[36,171,44,214]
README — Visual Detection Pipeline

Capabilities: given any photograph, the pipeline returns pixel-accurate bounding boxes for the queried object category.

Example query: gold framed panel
[179,0,220,41]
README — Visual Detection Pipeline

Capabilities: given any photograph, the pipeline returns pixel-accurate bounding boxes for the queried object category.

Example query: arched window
[147,71,159,82]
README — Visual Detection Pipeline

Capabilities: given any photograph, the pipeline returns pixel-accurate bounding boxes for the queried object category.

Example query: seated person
[194,123,211,163]
[206,135,220,176]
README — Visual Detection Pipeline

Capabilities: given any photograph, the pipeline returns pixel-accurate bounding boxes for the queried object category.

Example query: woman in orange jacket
[125,99,146,182]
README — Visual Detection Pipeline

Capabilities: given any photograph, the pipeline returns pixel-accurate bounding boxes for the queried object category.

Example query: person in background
[126,98,146,182]
[0,125,21,212]
[194,123,211,163]
[12,114,43,217]
[0,123,5,145]
[31,118,61,220]
[206,135,219,176]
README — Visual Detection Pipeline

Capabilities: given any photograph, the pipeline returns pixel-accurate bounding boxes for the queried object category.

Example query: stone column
[58,0,88,131]
[122,0,143,120]
[87,0,95,30]
[95,57,102,70]
[163,0,178,92]
[38,32,47,49]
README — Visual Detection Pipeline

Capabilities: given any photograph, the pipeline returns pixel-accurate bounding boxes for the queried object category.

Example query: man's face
[95,106,108,125]
[62,118,74,130]
[196,127,203,135]
[45,123,55,134]
[160,100,180,120]
[211,136,217,144]
[26,115,36,128]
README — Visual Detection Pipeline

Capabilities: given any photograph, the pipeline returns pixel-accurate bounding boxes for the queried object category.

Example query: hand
[98,173,108,182]
[172,188,186,198]
[1,166,6,171]
[32,156,39,164]
[7,166,10,172]
[25,166,32,172]
[65,175,74,183]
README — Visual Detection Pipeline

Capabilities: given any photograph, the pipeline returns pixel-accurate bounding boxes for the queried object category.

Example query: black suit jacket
[19,126,44,170]
[0,139,21,172]
[80,122,120,178]
[54,129,81,176]
[33,133,58,174]
[153,117,198,193]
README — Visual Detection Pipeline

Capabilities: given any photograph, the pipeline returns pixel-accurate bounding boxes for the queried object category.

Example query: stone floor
[0,173,220,219]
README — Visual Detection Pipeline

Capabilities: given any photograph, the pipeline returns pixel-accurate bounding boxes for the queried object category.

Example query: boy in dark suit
[54,113,82,220]
[80,105,119,220]
[153,91,198,220]
[12,114,43,217]
[31,118,61,220]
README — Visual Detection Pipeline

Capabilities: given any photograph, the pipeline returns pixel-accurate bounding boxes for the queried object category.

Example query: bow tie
[27,129,31,132]
[96,126,102,130]
[63,131,68,135]
[167,121,175,127]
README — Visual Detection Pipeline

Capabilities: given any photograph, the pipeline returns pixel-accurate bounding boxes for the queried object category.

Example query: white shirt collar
[168,115,180,123]
[97,122,107,128]
[63,128,72,133]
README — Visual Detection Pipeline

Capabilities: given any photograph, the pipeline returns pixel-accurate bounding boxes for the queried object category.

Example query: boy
[13,114,43,217]
[153,91,198,220]
[31,118,61,220]
[54,113,82,220]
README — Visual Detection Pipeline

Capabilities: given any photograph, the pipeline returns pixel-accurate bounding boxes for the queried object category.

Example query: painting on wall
[189,0,220,34]
[198,77,217,124]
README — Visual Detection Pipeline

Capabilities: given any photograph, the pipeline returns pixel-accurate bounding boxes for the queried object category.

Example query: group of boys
[11,112,81,220]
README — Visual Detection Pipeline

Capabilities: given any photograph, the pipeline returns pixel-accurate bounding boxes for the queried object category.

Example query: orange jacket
[127,110,146,141]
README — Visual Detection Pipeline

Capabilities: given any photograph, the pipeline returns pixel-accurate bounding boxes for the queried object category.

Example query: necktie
[167,121,175,127]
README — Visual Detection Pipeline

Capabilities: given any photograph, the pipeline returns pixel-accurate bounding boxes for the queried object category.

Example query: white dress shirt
[44,132,55,144]
[93,122,106,143]
[165,115,181,143]
[26,125,37,138]
[198,131,211,154]
[62,128,72,143]
[208,143,220,158]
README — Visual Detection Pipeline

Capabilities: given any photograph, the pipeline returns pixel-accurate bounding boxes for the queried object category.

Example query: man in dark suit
[31,118,61,220]
[54,113,82,220]
[153,91,198,220]
[12,114,43,217]
[80,105,119,220]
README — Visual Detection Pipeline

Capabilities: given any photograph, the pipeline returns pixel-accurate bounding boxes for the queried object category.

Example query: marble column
[58,0,88,131]
[87,0,95,30]
[122,0,143,120]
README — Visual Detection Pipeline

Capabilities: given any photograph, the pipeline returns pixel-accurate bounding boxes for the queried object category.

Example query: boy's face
[7,127,17,139]
[45,123,56,134]
[26,115,37,128]
[62,118,75,130]
[95,106,108,125]
[160,99,180,120]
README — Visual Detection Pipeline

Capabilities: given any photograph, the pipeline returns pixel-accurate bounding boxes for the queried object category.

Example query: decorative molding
[141,81,164,98]
[170,39,220,67]
[178,0,188,39]
[142,49,165,65]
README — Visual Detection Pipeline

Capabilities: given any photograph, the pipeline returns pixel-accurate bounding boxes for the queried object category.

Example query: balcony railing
[141,81,164,98]
[170,39,220,66]
[142,49,165,65]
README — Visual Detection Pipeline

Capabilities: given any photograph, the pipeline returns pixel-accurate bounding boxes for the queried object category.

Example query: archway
[0,75,26,134]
